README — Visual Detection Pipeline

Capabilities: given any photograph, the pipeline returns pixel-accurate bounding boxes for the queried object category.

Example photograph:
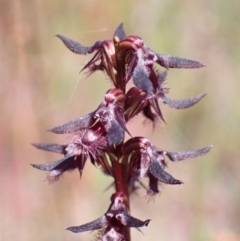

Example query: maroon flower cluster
[32,23,212,240]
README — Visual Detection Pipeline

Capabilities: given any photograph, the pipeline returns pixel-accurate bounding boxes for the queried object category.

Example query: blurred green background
[0,0,240,240]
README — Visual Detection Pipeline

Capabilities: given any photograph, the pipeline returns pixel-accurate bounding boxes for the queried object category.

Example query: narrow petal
[32,143,66,154]
[76,152,88,178]
[166,145,213,162]
[80,49,102,73]
[116,210,150,227]
[56,35,92,55]
[67,216,107,233]
[56,35,105,55]
[113,23,126,40]
[31,155,74,171]
[160,93,206,109]
[156,54,205,69]
[49,111,96,134]
[149,161,183,185]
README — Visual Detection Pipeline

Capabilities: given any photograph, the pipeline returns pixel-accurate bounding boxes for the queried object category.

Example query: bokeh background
[0,0,240,240]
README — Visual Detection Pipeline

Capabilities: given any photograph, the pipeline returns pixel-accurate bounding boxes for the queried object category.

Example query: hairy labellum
[32,123,108,181]
[31,153,85,182]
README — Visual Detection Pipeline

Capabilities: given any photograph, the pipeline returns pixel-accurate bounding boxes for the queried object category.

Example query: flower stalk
[32,23,212,241]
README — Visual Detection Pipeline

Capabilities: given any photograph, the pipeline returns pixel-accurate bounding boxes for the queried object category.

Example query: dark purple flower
[31,122,107,182]
[122,137,212,196]
[49,88,130,145]
[125,71,205,124]
[67,192,150,240]
[115,35,204,94]
[56,23,126,90]
[56,24,204,93]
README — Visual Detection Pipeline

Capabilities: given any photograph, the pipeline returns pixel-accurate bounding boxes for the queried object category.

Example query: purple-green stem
[112,160,131,241]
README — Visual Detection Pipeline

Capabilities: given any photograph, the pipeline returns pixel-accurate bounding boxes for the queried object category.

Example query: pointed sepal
[56,35,104,55]
[67,216,108,233]
[49,111,96,134]
[156,54,205,69]
[160,93,206,109]
[149,161,183,185]
[32,143,66,154]
[31,155,73,171]
[113,23,126,41]
[166,145,213,162]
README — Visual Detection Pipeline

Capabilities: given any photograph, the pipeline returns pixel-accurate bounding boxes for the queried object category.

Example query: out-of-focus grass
[0,0,239,241]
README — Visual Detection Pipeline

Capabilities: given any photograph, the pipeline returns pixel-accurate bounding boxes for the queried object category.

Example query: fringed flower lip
[31,122,108,182]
